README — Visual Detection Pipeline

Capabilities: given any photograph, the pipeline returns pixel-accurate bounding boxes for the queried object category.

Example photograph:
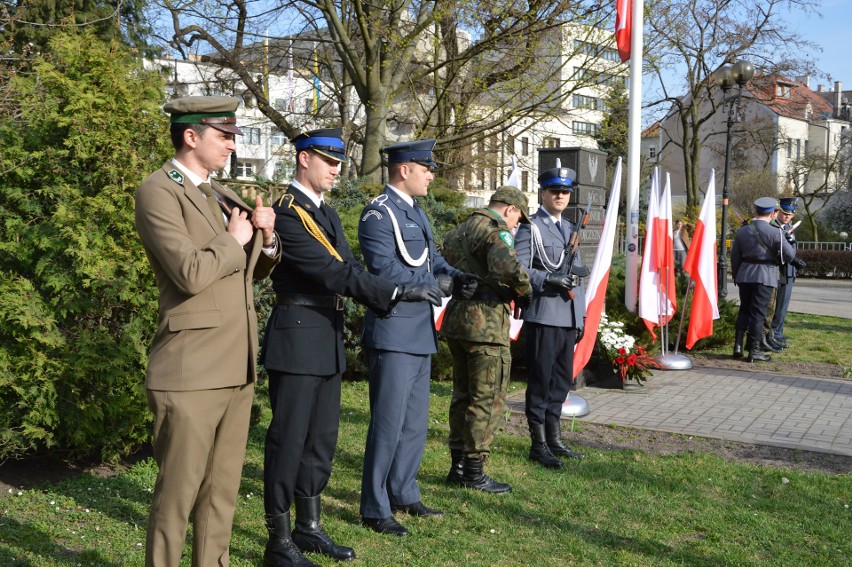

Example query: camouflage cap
[163,96,243,135]
[490,185,530,224]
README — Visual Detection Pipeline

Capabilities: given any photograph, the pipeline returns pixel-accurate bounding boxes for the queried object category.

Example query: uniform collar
[290,179,324,208]
[386,184,414,208]
[170,158,209,188]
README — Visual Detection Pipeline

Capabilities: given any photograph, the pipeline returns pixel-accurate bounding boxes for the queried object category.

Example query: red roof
[747,75,834,120]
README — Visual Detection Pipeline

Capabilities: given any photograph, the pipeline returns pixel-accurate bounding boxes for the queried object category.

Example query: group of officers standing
[730,196,804,362]
[134,95,590,567]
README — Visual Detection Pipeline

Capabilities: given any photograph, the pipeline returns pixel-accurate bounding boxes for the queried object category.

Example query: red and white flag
[615,0,633,62]
[683,170,720,348]
[638,169,663,340]
[658,172,677,314]
[573,158,623,378]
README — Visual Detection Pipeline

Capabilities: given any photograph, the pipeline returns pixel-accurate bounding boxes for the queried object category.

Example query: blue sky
[786,0,851,87]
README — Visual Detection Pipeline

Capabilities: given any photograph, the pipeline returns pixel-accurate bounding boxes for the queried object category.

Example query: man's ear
[183,127,200,149]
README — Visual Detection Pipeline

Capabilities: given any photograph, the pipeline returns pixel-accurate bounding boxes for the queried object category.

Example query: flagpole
[624,0,643,313]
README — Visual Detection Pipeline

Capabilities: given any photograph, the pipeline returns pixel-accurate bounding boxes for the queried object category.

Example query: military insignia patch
[167,169,184,185]
[498,230,514,248]
[361,210,382,222]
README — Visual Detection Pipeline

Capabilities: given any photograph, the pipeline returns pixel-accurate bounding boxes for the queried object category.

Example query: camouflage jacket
[440,208,532,345]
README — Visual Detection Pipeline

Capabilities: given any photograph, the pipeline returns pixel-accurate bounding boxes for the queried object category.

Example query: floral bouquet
[597,313,659,385]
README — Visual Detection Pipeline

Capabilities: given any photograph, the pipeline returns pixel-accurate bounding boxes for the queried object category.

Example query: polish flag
[638,169,663,340]
[615,0,633,62]
[573,158,623,378]
[658,172,677,314]
[683,171,720,348]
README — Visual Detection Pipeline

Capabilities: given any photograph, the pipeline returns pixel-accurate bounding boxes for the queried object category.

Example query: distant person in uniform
[357,139,477,536]
[260,128,443,566]
[135,95,280,566]
[770,197,806,344]
[673,219,691,275]
[440,186,533,494]
[515,167,588,470]
[730,197,796,362]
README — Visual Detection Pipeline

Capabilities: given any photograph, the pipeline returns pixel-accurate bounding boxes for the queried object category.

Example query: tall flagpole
[624,0,643,312]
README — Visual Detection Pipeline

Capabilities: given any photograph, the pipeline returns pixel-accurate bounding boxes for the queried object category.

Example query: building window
[649,146,656,158]
[572,121,599,136]
[521,170,529,192]
[795,139,801,159]
[544,137,560,148]
[521,137,529,156]
[573,94,600,110]
[506,134,515,155]
[236,161,255,178]
[573,40,620,62]
[804,139,809,157]
[776,84,791,98]
[786,138,792,158]
[271,130,286,146]
[244,127,261,145]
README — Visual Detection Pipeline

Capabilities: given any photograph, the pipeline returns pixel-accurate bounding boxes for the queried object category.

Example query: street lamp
[715,60,754,300]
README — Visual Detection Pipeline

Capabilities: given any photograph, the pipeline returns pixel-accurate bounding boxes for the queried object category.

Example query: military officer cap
[490,186,531,224]
[290,128,348,163]
[779,197,798,213]
[382,139,438,169]
[754,197,777,214]
[163,96,243,135]
[538,167,576,191]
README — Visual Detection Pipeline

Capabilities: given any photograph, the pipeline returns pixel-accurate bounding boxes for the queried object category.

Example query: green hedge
[796,249,852,279]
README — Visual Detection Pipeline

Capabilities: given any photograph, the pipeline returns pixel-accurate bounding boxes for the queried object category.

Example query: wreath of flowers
[597,313,659,385]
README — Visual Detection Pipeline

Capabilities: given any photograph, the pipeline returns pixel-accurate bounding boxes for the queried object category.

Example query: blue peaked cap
[382,139,438,169]
[754,197,777,214]
[538,167,576,190]
[291,128,347,163]
[779,197,798,213]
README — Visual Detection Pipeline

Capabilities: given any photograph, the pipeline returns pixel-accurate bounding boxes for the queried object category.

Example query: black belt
[275,293,346,311]
[467,290,504,301]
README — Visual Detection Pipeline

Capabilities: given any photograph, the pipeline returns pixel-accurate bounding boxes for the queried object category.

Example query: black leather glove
[784,231,796,246]
[544,272,573,290]
[576,326,585,342]
[398,283,443,306]
[435,274,455,297]
[514,293,531,310]
[791,257,807,269]
[454,272,479,300]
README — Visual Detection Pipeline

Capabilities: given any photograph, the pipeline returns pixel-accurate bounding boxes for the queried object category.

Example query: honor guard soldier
[730,197,797,362]
[770,197,806,344]
[357,139,477,536]
[260,129,443,566]
[135,96,281,566]
[515,167,588,470]
[440,186,533,494]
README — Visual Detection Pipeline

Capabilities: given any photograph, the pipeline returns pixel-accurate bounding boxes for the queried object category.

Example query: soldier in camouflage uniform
[440,186,533,494]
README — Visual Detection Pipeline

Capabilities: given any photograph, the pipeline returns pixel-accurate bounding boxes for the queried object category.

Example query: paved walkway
[509,367,852,457]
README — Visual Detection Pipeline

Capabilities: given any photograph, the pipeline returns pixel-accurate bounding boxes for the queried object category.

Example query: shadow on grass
[0,517,123,566]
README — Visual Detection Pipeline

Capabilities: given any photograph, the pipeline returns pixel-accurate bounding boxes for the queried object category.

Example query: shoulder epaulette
[278,192,342,262]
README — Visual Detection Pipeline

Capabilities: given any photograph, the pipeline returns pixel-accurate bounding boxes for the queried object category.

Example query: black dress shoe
[391,501,445,517]
[361,516,409,537]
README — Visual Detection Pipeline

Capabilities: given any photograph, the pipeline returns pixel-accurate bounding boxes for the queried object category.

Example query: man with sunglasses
[515,167,587,470]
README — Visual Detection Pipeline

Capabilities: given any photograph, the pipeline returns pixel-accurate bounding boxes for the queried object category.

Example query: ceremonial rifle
[562,197,593,300]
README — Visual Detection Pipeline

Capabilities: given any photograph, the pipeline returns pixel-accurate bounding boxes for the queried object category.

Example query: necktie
[555,219,563,236]
[198,182,225,231]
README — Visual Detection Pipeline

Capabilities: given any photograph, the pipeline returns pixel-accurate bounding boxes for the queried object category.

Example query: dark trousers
[736,282,774,344]
[264,370,341,517]
[524,323,576,426]
[771,278,795,337]
[360,350,430,519]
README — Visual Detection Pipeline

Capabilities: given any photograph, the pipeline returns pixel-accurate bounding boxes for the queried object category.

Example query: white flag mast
[624,0,644,312]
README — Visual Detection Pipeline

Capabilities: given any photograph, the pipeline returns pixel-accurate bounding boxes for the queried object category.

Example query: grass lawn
[2,379,850,566]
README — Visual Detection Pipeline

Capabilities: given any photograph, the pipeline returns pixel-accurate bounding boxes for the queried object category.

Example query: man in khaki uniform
[135,96,280,566]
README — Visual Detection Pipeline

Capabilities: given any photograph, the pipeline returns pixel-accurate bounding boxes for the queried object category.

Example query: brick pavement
[556,367,852,456]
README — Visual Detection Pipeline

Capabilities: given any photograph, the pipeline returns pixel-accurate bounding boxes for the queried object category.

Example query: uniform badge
[361,210,382,222]
[167,169,184,185]
[498,230,514,248]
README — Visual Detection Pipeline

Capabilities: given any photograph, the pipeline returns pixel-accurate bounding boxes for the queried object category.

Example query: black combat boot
[732,329,745,358]
[545,419,586,459]
[461,456,512,494]
[766,334,787,350]
[292,495,355,562]
[264,512,317,567]
[528,423,563,469]
[446,449,464,486]
[760,333,780,353]
[746,347,771,363]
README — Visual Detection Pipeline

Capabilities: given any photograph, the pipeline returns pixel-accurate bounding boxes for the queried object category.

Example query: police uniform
[440,186,532,493]
[261,129,406,564]
[515,167,587,469]
[770,198,800,341]
[358,139,470,533]
[730,197,796,362]
[135,96,280,566]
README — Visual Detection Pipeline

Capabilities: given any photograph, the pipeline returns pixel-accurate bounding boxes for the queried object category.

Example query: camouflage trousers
[446,339,511,460]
